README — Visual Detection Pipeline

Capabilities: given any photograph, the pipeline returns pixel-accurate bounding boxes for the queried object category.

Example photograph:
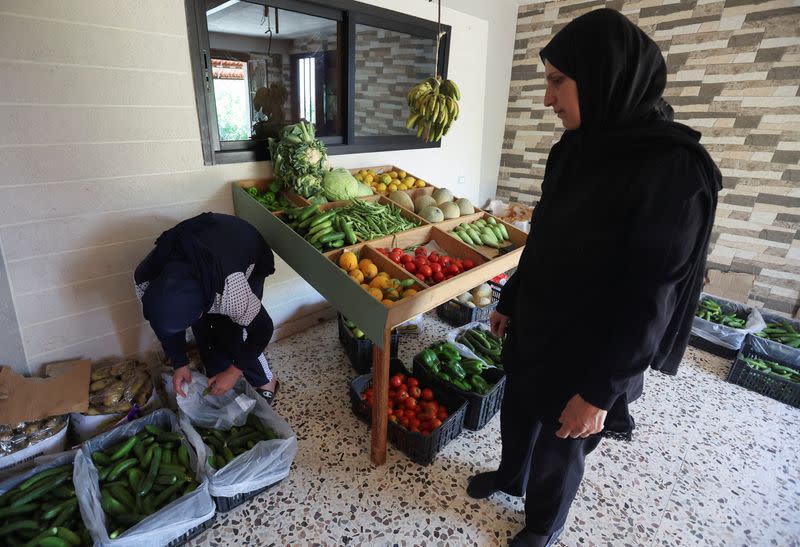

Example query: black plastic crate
[165,514,216,547]
[337,313,400,374]
[436,282,502,327]
[412,357,506,430]
[688,334,738,359]
[727,335,800,408]
[214,477,285,512]
[349,359,467,465]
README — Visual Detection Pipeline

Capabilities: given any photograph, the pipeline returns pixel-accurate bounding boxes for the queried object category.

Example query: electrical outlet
[457,176,465,185]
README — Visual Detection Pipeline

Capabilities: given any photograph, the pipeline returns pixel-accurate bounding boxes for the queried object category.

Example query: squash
[420,205,444,223]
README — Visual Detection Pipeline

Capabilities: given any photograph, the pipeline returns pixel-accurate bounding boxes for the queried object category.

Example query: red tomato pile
[377,247,475,285]
[361,373,449,436]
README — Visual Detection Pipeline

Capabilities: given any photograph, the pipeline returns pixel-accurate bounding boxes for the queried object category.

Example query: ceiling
[207,1,336,39]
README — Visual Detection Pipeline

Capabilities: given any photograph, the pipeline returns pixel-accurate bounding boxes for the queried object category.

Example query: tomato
[409,418,421,429]
[421,388,434,401]
[365,395,373,406]
[421,429,430,436]
[389,415,398,424]
[391,247,403,255]
[415,256,428,267]
[397,390,409,401]
[386,408,393,416]
[429,253,439,263]
[390,253,402,263]
[433,271,445,283]
[403,397,418,410]
[400,254,413,264]
[415,247,427,255]
[448,264,459,275]
[408,386,421,399]
[463,259,475,270]
[429,262,442,274]
[416,273,426,282]
[390,375,403,388]
[399,417,409,428]
[430,418,443,429]
[405,262,417,274]
[409,426,420,433]
[406,378,419,388]
[419,265,432,277]
[437,409,448,420]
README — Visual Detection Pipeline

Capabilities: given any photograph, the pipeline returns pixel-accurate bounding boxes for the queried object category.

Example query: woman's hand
[556,394,607,439]
[173,366,192,398]
[489,310,510,338]
[208,365,243,396]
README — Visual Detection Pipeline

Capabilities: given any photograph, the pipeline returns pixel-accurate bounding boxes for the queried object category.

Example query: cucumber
[306,220,332,236]
[0,521,39,537]
[109,437,138,461]
[17,466,71,492]
[11,472,69,507]
[162,449,173,465]
[127,468,143,493]
[107,458,138,481]
[109,484,136,512]
[100,491,126,516]
[37,537,69,547]
[51,500,77,528]
[91,452,111,467]
[309,210,337,227]
[137,446,161,497]
[0,503,37,519]
[54,528,81,546]
[319,231,345,244]
[177,446,189,468]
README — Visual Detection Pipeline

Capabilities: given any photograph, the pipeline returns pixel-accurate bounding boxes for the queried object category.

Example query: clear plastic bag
[691,292,766,350]
[174,373,298,499]
[445,321,499,367]
[87,358,153,415]
[74,409,215,547]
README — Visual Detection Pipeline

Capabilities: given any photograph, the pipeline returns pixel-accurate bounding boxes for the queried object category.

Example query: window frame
[185,0,451,165]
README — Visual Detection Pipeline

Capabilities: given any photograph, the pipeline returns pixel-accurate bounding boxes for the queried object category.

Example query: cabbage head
[322,168,374,201]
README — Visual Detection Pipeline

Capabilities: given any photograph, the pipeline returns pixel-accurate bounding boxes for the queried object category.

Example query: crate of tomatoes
[349,360,467,465]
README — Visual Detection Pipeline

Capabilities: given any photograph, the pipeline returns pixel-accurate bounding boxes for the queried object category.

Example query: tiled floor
[189,314,800,547]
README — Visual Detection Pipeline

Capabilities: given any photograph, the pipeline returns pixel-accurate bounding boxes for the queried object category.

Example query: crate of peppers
[690,293,765,358]
[414,333,506,431]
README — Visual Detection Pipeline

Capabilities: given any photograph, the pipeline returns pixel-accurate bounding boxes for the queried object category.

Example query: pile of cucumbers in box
[90,425,199,538]
[0,464,90,546]
[283,204,358,251]
[695,298,747,328]
[416,342,493,395]
[742,355,800,383]
[754,322,800,349]
[456,327,504,370]
[449,217,510,249]
[196,414,277,470]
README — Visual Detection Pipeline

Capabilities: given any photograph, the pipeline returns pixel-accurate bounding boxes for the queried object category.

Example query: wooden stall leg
[370,327,391,465]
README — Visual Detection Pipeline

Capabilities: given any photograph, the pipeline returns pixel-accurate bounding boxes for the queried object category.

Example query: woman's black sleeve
[496,273,521,316]
[578,151,712,411]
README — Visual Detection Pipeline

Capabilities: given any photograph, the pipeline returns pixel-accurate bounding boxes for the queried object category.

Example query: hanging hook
[429,0,444,78]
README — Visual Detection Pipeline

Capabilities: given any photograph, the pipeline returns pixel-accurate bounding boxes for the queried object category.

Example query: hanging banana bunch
[405,76,461,143]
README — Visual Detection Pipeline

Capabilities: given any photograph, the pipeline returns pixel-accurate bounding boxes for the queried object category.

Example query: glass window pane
[206,1,342,142]
[353,24,437,137]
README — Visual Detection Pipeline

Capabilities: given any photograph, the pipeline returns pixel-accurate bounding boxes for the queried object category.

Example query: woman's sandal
[258,379,280,406]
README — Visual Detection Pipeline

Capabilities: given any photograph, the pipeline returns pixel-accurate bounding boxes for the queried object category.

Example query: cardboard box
[0,360,91,424]
[703,269,755,305]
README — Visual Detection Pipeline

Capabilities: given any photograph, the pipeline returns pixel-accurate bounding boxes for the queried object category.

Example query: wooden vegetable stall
[232,167,526,465]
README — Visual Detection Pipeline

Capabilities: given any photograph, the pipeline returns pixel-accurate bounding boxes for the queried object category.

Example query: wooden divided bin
[327,244,428,307]
[235,178,310,211]
[349,165,433,195]
[439,212,528,260]
[368,225,488,284]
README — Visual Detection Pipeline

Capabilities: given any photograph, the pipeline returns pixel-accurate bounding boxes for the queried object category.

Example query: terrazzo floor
[188,313,800,547]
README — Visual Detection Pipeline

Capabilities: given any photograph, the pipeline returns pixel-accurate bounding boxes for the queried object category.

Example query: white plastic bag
[175,373,298,499]
[445,321,498,368]
[172,374,255,430]
[692,292,766,350]
[75,409,215,547]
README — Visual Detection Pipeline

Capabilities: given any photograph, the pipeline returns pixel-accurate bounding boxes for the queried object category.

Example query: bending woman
[135,212,280,403]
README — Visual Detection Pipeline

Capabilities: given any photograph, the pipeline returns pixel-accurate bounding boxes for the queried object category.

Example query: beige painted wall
[0,0,507,374]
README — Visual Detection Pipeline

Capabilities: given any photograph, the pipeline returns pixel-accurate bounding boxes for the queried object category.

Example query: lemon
[415,180,426,188]
[398,170,407,179]
[376,183,387,192]
[387,183,398,192]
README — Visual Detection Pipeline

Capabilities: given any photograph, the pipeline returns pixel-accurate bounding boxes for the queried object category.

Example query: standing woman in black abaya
[466,9,721,547]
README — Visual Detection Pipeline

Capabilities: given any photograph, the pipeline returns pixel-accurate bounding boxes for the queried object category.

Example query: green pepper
[470,375,490,394]
[453,378,472,391]
[443,359,466,380]
[461,359,484,375]
[418,349,439,369]
[433,343,461,362]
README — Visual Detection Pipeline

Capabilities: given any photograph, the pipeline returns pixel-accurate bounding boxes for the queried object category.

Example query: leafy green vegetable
[268,121,329,198]
[322,168,374,201]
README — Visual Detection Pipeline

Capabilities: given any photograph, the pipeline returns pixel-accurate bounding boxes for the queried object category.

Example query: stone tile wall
[498,0,800,316]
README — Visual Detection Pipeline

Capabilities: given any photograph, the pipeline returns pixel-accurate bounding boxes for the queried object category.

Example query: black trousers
[494,375,602,535]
